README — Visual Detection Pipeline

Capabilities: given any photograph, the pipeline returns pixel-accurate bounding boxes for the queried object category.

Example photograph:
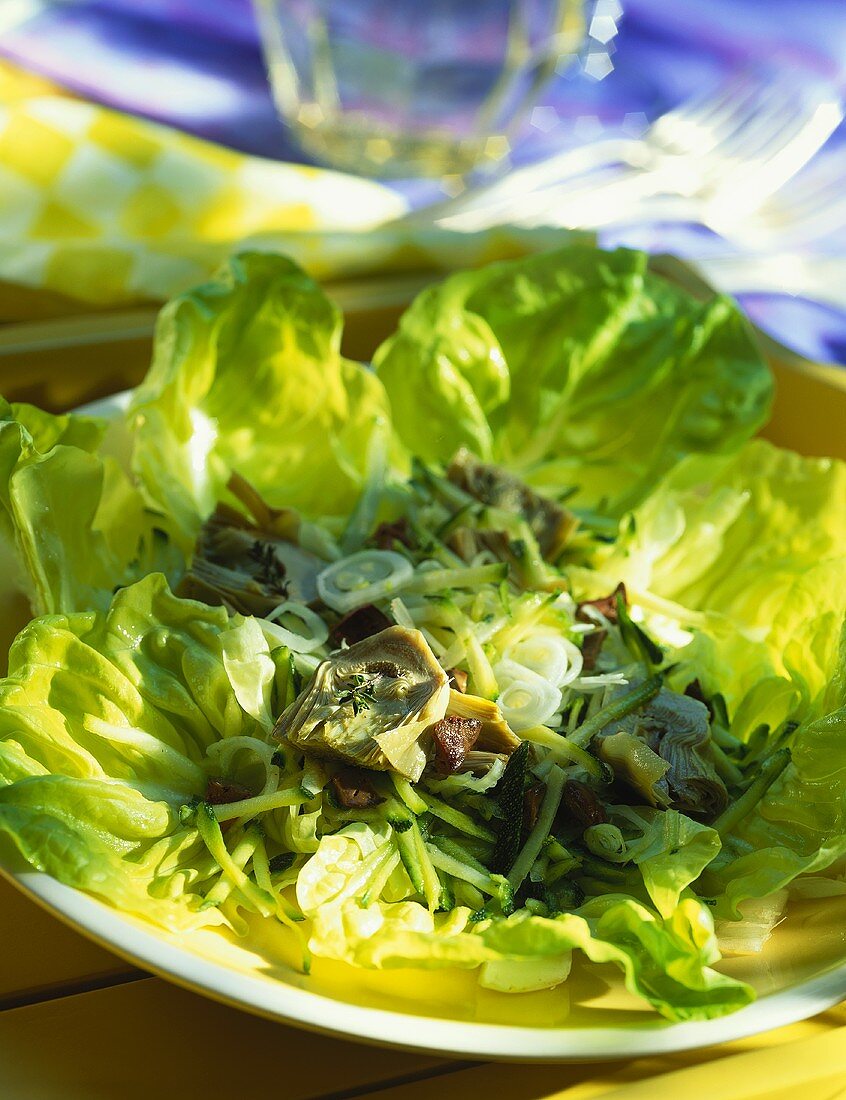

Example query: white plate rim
[4,867,846,1062]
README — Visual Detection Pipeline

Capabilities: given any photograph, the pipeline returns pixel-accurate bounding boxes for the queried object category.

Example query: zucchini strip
[568,675,662,748]
[507,766,566,891]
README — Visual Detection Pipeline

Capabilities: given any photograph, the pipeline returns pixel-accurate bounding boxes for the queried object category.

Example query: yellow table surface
[0,287,844,1099]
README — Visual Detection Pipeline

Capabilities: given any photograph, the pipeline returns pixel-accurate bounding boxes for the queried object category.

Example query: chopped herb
[336,673,378,716]
[248,539,289,595]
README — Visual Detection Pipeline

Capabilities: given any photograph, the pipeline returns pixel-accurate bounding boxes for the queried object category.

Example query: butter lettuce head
[0,252,395,614]
[373,246,772,517]
[128,251,394,549]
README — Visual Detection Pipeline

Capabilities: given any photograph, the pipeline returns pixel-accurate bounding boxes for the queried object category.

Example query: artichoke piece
[274,626,449,781]
[447,448,578,559]
[177,474,324,616]
[596,733,671,807]
[446,688,521,754]
[600,686,728,818]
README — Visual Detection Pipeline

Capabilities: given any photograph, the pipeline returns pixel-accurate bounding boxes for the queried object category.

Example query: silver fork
[410,71,843,234]
[536,147,846,250]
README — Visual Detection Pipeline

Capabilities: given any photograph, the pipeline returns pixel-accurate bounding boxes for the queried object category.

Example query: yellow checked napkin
[0,61,570,317]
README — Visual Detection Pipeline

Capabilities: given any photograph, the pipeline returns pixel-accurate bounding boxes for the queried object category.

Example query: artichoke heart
[177,472,324,616]
[446,689,521,754]
[274,626,449,781]
[597,733,671,807]
[599,686,728,818]
[448,448,578,559]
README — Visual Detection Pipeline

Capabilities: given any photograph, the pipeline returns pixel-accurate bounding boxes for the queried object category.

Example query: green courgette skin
[489,740,529,875]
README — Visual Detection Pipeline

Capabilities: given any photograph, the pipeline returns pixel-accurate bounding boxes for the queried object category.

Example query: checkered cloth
[0,63,568,313]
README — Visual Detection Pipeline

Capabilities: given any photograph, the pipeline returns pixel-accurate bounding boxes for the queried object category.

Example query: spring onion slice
[494,659,562,731]
[503,633,566,684]
[317,550,413,613]
[264,601,328,653]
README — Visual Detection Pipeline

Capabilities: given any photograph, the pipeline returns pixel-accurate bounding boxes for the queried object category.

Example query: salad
[0,247,843,1023]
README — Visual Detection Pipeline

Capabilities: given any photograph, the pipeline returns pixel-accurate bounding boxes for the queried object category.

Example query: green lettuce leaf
[6,401,105,455]
[596,440,846,719]
[0,574,280,930]
[0,398,177,616]
[702,620,846,917]
[128,251,394,550]
[605,807,722,917]
[373,246,772,517]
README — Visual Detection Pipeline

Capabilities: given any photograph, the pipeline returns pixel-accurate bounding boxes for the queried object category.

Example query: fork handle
[396,137,646,228]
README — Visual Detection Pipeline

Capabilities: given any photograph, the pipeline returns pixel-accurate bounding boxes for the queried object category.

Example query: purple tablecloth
[2,0,846,366]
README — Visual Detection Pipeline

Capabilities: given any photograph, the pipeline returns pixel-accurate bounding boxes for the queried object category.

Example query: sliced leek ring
[263,601,329,653]
[317,550,413,613]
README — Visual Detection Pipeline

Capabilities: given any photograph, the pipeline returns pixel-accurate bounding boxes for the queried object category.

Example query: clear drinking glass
[254,0,586,178]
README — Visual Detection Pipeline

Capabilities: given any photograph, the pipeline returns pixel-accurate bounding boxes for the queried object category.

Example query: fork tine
[654,68,758,132]
[649,69,786,155]
[422,63,840,235]
[712,85,807,163]
[766,177,846,240]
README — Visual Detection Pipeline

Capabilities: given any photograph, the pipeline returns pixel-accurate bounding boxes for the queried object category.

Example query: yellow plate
[0,266,844,1060]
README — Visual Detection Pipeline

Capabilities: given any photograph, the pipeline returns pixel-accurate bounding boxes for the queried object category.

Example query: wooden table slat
[348,1004,846,1100]
[0,977,459,1100]
[0,877,137,1004]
